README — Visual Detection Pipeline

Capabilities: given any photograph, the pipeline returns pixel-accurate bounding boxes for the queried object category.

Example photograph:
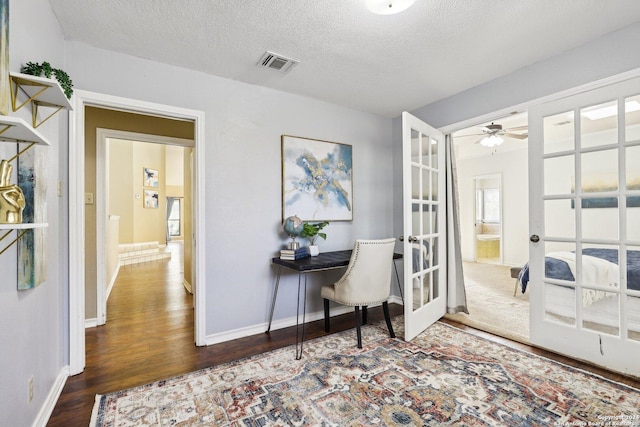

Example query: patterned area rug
[91,320,640,426]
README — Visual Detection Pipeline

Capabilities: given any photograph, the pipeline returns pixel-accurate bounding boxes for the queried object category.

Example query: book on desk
[280,246,311,260]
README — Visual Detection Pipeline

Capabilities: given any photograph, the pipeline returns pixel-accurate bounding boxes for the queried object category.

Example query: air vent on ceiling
[258,51,299,73]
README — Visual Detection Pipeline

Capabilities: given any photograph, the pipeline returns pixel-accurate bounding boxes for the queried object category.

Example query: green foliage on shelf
[21,61,74,99]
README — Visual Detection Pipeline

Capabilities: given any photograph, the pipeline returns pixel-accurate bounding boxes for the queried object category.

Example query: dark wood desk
[267,250,402,359]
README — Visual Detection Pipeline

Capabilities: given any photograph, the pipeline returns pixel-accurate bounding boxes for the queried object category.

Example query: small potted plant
[21,61,74,99]
[301,221,329,256]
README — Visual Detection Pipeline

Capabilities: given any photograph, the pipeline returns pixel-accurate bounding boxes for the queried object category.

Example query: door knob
[530,234,540,243]
[408,236,418,243]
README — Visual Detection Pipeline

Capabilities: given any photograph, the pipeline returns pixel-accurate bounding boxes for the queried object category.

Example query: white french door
[401,112,447,341]
[529,77,640,376]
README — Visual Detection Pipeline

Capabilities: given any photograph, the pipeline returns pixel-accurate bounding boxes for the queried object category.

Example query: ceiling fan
[471,122,528,147]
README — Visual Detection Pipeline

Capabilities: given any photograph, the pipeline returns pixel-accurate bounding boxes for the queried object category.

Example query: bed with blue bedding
[518,248,640,295]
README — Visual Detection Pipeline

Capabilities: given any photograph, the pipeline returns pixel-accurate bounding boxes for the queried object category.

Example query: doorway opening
[445,112,531,344]
[69,90,206,375]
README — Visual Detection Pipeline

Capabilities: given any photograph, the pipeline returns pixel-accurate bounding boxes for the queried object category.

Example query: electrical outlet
[28,375,34,402]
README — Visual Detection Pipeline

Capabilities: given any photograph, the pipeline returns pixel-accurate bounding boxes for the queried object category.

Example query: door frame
[473,173,503,265]
[95,128,194,326]
[68,90,207,375]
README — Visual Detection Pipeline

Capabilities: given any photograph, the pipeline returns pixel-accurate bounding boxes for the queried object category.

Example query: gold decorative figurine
[0,159,26,224]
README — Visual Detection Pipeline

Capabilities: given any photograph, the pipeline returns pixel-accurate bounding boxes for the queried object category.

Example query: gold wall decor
[0,159,25,224]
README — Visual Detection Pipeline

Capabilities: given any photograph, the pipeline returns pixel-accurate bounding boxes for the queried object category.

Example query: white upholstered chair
[321,238,397,349]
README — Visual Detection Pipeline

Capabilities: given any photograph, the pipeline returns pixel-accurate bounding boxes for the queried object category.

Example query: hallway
[49,242,195,425]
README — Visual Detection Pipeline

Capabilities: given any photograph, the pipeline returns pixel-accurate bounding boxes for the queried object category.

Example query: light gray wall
[0,1,68,426]
[63,41,395,335]
[410,22,640,129]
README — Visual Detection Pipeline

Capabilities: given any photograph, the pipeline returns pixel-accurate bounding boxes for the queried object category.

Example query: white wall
[457,148,529,266]
[63,41,395,336]
[0,1,68,426]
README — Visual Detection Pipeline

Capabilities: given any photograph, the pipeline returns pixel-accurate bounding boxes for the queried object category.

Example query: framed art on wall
[144,190,159,208]
[281,135,353,221]
[143,167,159,188]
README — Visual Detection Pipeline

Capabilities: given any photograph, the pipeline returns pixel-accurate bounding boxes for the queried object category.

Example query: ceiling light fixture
[365,0,416,15]
[480,134,504,148]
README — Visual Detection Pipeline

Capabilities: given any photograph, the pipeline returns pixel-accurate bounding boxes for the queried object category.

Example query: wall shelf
[0,223,48,256]
[0,115,50,146]
[0,223,48,230]
[10,72,73,128]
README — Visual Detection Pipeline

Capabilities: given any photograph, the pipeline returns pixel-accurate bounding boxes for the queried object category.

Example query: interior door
[402,112,447,341]
[528,76,640,376]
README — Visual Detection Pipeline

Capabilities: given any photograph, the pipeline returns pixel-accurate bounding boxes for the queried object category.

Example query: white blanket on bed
[546,251,619,306]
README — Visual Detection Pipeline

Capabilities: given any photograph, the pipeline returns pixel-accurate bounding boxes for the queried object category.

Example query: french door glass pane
[628,208,640,242]
[581,100,618,148]
[544,111,574,154]
[582,291,619,336]
[628,295,640,342]
[626,145,640,191]
[582,199,619,240]
[545,283,576,326]
[544,241,576,283]
[628,246,640,292]
[625,95,640,142]
[544,199,575,239]
[411,129,420,163]
[581,149,618,193]
[544,155,574,196]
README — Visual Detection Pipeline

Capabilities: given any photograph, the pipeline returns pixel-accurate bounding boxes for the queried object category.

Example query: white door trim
[69,90,207,375]
[95,128,194,326]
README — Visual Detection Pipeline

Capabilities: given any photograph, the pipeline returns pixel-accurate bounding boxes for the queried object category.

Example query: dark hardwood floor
[48,243,640,426]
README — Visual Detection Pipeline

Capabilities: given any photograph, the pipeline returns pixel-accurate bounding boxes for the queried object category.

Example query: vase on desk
[0,160,26,224]
[308,245,319,256]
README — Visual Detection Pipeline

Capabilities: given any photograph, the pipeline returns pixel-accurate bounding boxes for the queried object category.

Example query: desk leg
[393,261,404,305]
[266,265,283,333]
[295,273,308,360]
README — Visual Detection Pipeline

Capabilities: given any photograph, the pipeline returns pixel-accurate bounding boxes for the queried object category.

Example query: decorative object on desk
[21,61,74,99]
[280,246,310,260]
[143,166,159,188]
[281,135,353,221]
[282,214,304,249]
[301,220,328,256]
[0,159,25,224]
[0,0,8,116]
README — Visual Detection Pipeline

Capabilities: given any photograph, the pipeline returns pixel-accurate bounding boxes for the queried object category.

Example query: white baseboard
[85,318,98,328]
[182,279,192,294]
[204,300,402,346]
[106,263,121,300]
[33,366,69,427]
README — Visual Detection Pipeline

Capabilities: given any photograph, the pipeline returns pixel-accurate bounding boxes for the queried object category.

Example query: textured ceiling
[48,0,640,117]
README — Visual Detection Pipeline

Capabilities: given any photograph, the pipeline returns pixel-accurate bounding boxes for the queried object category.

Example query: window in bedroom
[476,188,500,223]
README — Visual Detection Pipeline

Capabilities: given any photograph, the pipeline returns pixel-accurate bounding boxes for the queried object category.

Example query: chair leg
[383,301,396,338]
[354,306,362,349]
[362,305,368,325]
[324,299,330,332]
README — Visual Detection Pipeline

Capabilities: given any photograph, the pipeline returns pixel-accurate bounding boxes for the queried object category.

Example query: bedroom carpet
[446,262,530,344]
[90,319,640,426]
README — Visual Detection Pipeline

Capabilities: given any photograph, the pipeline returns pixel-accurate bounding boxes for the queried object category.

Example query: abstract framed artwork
[144,190,159,208]
[0,0,9,116]
[17,146,47,290]
[281,135,353,221]
[143,167,159,188]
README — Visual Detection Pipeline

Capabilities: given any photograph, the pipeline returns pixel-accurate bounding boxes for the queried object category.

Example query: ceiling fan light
[480,135,504,148]
[365,0,416,15]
